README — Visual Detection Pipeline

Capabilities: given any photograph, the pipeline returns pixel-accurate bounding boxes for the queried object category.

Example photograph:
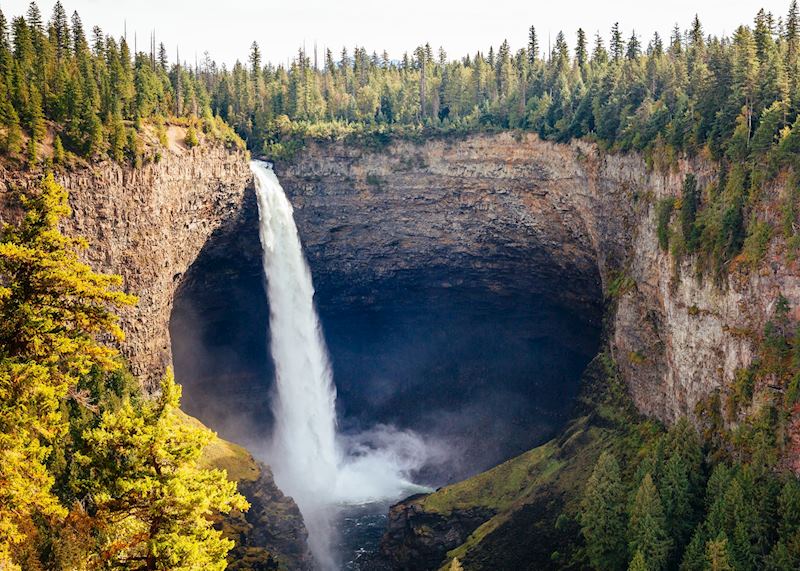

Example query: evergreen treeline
[0,1,240,168]
[212,3,800,166]
[579,298,800,571]
[205,1,800,277]
[581,419,800,570]
[5,1,800,274]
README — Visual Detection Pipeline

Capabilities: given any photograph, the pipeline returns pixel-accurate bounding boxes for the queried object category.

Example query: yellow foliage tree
[0,172,137,568]
[83,370,249,570]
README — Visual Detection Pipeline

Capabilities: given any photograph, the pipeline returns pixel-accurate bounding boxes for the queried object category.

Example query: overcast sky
[1,0,794,67]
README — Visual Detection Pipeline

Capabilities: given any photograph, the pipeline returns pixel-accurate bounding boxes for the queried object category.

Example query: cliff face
[0,143,252,391]
[276,132,778,424]
[276,133,800,569]
[200,432,312,570]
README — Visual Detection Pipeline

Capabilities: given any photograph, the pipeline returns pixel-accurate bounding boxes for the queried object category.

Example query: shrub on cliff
[185,125,200,148]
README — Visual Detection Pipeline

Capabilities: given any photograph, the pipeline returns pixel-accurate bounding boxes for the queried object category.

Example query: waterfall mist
[250,161,433,568]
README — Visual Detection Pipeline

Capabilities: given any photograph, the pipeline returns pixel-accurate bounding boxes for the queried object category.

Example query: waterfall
[250,161,432,569]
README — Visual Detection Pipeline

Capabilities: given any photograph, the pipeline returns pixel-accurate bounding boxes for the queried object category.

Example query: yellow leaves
[0,173,141,565]
[0,429,68,564]
[82,371,249,569]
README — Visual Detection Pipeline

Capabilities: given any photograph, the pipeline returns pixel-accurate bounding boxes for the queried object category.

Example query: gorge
[6,3,800,569]
[166,132,800,567]
[4,130,798,570]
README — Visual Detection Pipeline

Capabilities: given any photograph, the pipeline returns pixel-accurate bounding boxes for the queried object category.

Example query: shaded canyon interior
[170,134,606,480]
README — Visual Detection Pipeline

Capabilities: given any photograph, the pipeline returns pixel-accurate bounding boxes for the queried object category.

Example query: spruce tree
[628,474,673,571]
[580,452,628,570]
[52,133,64,164]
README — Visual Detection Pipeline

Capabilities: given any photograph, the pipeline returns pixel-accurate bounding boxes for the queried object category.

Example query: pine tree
[0,173,136,567]
[70,11,84,54]
[528,26,539,64]
[576,29,588,71]
[690,15,705,50]
[83,370,248,570]
[185,123,199,147]
[680,173,699,251]
[669,24,683,56]
[27,84,46,142]
[681,530,709,571]
[249,41,262,82]
[611,23,625,63]
[628,550,648,571]
[660,454,693,551]
[2,106,23,154]
[580,452,628,570]
[628,474,673,571]
[778,478,800,538]
[25,135,36,168]
[626,32,641,60]
[705,533,734,571]
[49,1,70,60]
[593,33,609,65]
[158,42,168,71]
[109,112,126,162]
[787,1,800,98]
[649,32,664,58]
[52,133,64,164]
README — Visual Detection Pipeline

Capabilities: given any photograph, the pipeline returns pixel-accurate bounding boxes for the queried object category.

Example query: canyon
[3,131,797,569]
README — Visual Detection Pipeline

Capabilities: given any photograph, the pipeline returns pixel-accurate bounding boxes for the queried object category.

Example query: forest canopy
[4,1,800,275]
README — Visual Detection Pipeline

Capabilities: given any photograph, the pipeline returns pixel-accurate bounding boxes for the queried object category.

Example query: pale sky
[0,0,794,67]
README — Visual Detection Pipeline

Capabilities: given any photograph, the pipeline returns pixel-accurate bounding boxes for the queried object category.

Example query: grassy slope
[398,355,659,570]
[179,410,261,482]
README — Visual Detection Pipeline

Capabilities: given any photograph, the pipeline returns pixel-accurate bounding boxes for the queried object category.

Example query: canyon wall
[276,132,793,424]
[0,142,252,391]
[10,129,776,448]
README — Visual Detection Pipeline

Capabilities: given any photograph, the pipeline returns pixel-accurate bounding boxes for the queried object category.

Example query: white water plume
[250,161,432,569]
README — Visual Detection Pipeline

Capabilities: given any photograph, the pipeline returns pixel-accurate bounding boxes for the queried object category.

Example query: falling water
[250,161,432,569]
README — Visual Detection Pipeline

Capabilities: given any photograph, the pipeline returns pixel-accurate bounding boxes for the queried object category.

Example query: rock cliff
[274,132,800,569]
[1,142,252,390]
[275,132,766,424]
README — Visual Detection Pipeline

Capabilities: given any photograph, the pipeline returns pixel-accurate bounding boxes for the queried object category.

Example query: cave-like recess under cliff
[169,139,606,482]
